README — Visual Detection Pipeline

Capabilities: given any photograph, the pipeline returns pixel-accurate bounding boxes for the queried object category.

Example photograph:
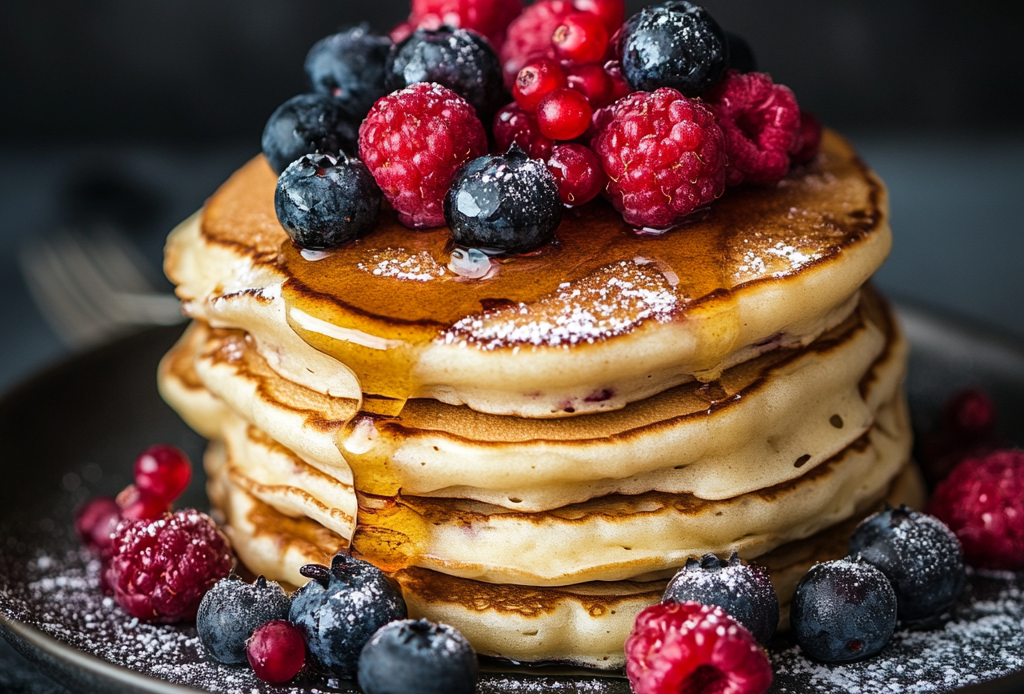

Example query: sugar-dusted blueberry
[358,619,478,694]
[289,553,407,679]
[275,152,381,250]
[791,559,896,663]
[848,504,966,621]
[305,25,392,118]
[261,94,359,174]
[385,27,505,122]
[444,145,563,254]
[620,2,730,97]
[662,552,779,645]
[197,574,292,665]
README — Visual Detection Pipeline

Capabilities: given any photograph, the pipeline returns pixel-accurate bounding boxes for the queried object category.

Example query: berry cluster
[261,1,823,256]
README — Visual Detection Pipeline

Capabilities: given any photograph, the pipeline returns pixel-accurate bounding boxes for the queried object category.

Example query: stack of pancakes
[159,130,923,669]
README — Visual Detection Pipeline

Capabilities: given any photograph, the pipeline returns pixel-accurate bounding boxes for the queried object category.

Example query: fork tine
[89,226,160,294]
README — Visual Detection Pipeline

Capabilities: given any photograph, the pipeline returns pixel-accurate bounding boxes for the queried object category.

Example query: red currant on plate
[546,144,605,206]
[513,58,567,111]
[247,619,307,683]
[552,12,609,64]
[537,88,593,140]
[564,62,612,107]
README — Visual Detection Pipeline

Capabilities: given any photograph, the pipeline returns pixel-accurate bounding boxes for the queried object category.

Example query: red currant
[572,0,625,34]
[513,58,567,112]
[603,60,632,102]
[116,484,170,521]
[537,88,593,140]
[564,62,612,107]
[551,12,609,64]
[75,496,121,554]
[247,620,306,683]
[493,102,554,158]
[546,144,605,206]
[134,444,192,502]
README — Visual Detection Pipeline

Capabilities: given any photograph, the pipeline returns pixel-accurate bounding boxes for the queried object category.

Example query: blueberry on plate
[289,553,407,679]
[620,1,730,97]
[791,558,897,663]
[196,574,291,665]
[662,552,779,645]
[275,152,381,250]
[305,24,392,118]
[261,93,359,174]
[386,27,505,122]
[444,145,562,254]
[848,504,966,621]
[358,619,478,694]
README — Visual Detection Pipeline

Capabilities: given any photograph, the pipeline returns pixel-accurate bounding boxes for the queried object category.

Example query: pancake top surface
[202,129,884,349]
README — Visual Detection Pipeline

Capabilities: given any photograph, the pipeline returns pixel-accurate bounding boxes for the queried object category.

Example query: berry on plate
[405,0,522,51]
[247,620,307,684]
[133,444,191,503]
[197,574,292,665]
[444,145,563,253]
[493,103,554,159]
[500,0,576,86]
[706,70,802,186]
[359,82,487,229]
[593,88,726,230]
[289,553,407,679]
[848,504,966,621]
[115,484,169,521]
[790,559,896,663]
[662,552,780,645]
[790,109,823,164]
[104,509,233,623]
[358,619,478,694]
[545,143,605,206]
[74,496,120,555]
[275,152,382,249]
[261,94,359,175]
[513,58,567,112]
[564,62,613,108]
[305,25,392,118]
[551,12,609,64]
[385,26,505,122]
[929,449,1024,571]
[619,1,730,97]
[572,0,625,35]
[625,601,772,694]
[536,87,592,140]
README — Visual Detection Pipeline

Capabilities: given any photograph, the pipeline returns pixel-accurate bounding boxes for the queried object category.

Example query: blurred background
[0,0,1023,395]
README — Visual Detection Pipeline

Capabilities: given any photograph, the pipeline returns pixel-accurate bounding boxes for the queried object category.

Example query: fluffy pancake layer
[165,130,890,417]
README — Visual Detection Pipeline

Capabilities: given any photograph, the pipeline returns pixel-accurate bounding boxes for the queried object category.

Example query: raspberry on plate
[104,509,233,623]
[593,88,726,230]
[706,71,802,186]
[625,601,772,694]
[358,82,487,229]
[929,449,1024,570]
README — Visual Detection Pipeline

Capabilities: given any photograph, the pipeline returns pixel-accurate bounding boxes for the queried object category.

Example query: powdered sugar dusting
[440,260,682,350]
[356,248,446,282]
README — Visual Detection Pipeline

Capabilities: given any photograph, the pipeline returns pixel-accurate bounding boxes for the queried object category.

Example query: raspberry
[625,602,772,694]
[493,103,554,159]
[359,83,487,229]
[247,620,306,683]
[929,449,1024,571]
[564,62,612,107]
[537,87,592,140]
[75,496,120,555]
[790,109,822,164]
[546,144,605,206]
[500,0,575,86]
[513,58,567,112]
[552,12,609,64]
[593,88,726,229]
[407,0,523,50]
[706,71,801,186]
[104,509,233,623]
[134,444,192,502]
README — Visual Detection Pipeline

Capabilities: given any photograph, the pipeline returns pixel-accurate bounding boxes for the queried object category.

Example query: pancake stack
[159,130,923,669]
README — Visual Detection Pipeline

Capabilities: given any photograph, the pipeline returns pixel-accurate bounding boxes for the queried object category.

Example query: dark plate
[1,304,1023,694]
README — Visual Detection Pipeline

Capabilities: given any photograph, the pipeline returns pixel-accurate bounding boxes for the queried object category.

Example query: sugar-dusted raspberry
[493,103,554,159]
[104,509,233,623]
[790,110,823,164]
[929,449,1024,570]
[359,83,487,229]
[500,0,575,87]
[593,88,726,229]
[625,601,772,694]
[407,0,523,51]
[546,143,605,206]
[706,70,801,186]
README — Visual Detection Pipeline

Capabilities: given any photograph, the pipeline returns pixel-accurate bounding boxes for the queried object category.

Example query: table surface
[1,132,1023,690]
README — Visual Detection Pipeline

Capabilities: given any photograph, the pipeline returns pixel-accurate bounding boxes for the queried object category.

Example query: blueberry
[196,575,291,665]
[662,552,779,645]
[305,24,392,118]
[386,27,505,122]
[791,559,897,663]
[288,553,407,679]
[444,145,562,254]
[620,2,730,97]
[358,619,478,694]
[275,152,381,250]
[848,504,966,622]
[261,93,359,174]
[726,31,757,73]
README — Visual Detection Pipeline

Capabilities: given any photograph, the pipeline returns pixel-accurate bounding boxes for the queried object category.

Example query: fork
[18,226,185,348]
